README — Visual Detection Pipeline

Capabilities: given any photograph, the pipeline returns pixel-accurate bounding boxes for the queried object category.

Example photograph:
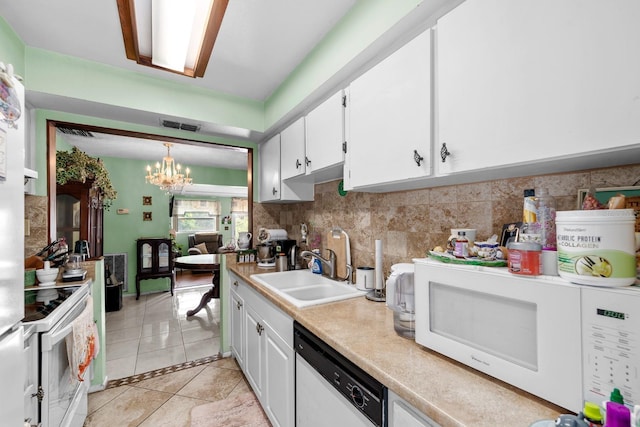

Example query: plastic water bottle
[521,188,556,251]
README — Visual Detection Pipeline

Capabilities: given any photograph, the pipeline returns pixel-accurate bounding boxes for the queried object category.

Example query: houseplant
[56,147,117,209]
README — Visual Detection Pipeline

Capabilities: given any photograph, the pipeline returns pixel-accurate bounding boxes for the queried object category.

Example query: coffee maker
[272,239,298,269]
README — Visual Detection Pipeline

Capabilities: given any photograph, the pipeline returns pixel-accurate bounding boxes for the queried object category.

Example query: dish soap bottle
[311,249,323,274]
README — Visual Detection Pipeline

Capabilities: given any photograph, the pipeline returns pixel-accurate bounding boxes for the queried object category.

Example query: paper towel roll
[375,240,383,290]
[266,229,288,241]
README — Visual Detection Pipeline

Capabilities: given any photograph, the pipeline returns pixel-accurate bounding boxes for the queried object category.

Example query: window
[172,199,220,233]
[231,197,249,239]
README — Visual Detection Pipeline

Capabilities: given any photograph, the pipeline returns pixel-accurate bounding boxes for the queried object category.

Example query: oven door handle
[41,322,74,351]
[40,294,90,351]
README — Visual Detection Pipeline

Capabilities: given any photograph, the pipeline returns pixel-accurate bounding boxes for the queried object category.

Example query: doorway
[46,120,253,380]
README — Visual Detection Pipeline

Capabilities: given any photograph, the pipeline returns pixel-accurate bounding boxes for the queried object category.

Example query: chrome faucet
[300,249,337,280]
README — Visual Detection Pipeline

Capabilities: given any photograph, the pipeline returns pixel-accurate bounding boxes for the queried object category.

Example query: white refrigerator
[0,69,26,425]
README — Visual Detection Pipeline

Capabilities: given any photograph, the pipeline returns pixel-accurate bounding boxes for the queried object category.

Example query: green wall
[99,156,246,296]
[24,47,264,134]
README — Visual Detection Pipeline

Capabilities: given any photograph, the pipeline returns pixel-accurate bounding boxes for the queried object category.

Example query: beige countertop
[228,260,568,427]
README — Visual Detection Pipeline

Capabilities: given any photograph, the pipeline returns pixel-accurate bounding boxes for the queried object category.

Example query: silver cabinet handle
[296,159,301,169]
[272,187,278,195]
[233,280,239,287]
[305,156,311,166]
[236,300,243,310]
[256,322,264,336]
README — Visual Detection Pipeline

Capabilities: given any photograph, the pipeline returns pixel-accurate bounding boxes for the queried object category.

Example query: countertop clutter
[227,259,566,427]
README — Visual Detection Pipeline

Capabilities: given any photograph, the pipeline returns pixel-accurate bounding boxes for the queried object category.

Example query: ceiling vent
[57,127,94,137]
[160,119,201,133]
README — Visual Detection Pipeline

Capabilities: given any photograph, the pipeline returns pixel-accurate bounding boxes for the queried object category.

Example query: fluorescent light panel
[118,0,226,77]
[151,0,212,72]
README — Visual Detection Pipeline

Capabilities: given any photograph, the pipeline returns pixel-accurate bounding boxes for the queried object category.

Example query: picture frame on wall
[0,128,6,181]
[143,212,152,221]
[142,196,152,205]
[577,186,640,209]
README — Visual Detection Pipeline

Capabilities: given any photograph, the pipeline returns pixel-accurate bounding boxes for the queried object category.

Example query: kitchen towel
[65,296,99,381]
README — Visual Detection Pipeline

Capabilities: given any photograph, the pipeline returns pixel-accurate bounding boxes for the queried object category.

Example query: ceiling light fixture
[116,0,228,77]
[145,143,193,192]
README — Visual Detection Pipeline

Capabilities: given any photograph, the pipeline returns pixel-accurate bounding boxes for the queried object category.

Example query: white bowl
[36,268,59,283]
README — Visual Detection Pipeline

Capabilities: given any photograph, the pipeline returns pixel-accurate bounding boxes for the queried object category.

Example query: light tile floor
[85,280,258,427]
[86,358,252,427]
[105,284,221,380]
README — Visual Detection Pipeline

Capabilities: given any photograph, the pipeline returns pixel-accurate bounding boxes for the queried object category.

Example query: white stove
[23,281,92,427]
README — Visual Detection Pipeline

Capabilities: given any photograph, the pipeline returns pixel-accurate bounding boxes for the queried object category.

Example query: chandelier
[145,143,193,192]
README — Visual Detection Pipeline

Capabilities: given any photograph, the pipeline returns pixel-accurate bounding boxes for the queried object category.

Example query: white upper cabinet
[345,28,432,191]
[259,134,281,202]
[437,0,640,176]
[305,90,345,181]
[260,133,314,202]
[280,117,306,180]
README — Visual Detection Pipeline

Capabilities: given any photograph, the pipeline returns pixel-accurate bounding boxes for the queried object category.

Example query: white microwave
[414,259,640,413]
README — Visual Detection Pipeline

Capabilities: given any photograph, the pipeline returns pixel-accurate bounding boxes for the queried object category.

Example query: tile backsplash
[254,164,640,277]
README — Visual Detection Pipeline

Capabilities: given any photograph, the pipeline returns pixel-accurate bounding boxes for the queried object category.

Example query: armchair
[188,232,224,255]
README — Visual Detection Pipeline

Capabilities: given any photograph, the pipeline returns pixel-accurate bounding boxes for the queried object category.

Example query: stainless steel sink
[250,270,366,308]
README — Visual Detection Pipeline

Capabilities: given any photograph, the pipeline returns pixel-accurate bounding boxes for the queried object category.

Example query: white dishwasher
[294,322,386,427]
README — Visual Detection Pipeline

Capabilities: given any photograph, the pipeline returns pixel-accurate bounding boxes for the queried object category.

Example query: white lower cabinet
[230,289,245,368]
[387,389,440,427]
[228,273,294,427]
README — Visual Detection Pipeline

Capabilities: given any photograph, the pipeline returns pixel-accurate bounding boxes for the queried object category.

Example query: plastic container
[507,241,541,275]
[556,209,636,287]
[386,263,415,339]
[521,188,557,251]
[311,249,323,274]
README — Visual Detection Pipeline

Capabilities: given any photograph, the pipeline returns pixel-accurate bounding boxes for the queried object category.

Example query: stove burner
[23,288,75,323]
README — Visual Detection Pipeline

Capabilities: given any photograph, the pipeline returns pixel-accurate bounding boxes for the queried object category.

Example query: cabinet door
[139,242,153,271]
[260,134,281,202]
[437,0,640,175]
[263,323,294,427]
[346,29,432,190]
[281,117,306,180]
[260,133,314,202]
[388,390,439,427]
[305,90,345,174]
[244,304,263,399]
[158,241,170,271]
[230,289,245,368]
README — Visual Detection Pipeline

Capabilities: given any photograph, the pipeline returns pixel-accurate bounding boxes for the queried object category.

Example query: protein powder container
[556,209,636,287]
